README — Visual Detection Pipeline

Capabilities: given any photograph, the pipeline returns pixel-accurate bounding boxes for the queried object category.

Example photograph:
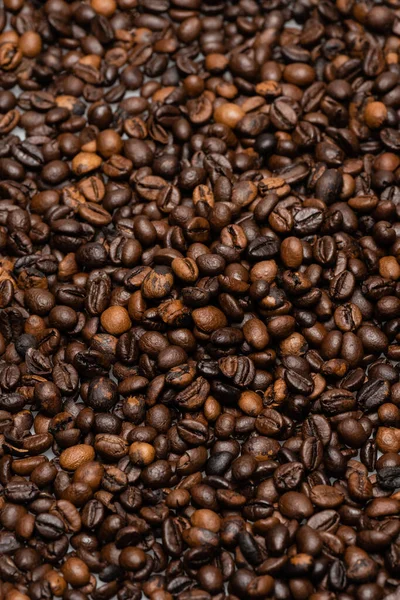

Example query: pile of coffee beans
[3,0,400,599]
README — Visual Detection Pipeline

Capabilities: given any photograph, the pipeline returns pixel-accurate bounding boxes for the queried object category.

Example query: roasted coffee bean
[377,466,400,490]
[357,379,391,412]
[35,513,65,540]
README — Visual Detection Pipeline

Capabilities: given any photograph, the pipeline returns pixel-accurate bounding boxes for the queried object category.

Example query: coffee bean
[0,530,21,553]
[274,462,304,491]
[59,445,96,471]
[61,557,90,587]
[279,492,314,520]
[35,513,65,540]
[247,235,280,260]
[377,466,400,489]
[320,389,356,416]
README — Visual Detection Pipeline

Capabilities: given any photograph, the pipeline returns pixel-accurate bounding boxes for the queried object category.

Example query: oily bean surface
[1,1,400,600]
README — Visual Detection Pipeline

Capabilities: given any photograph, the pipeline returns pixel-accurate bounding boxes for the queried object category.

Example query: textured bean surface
[1,1,400,600]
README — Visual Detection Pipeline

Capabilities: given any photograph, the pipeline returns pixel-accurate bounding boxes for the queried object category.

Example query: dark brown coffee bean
[357,379,391,412]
